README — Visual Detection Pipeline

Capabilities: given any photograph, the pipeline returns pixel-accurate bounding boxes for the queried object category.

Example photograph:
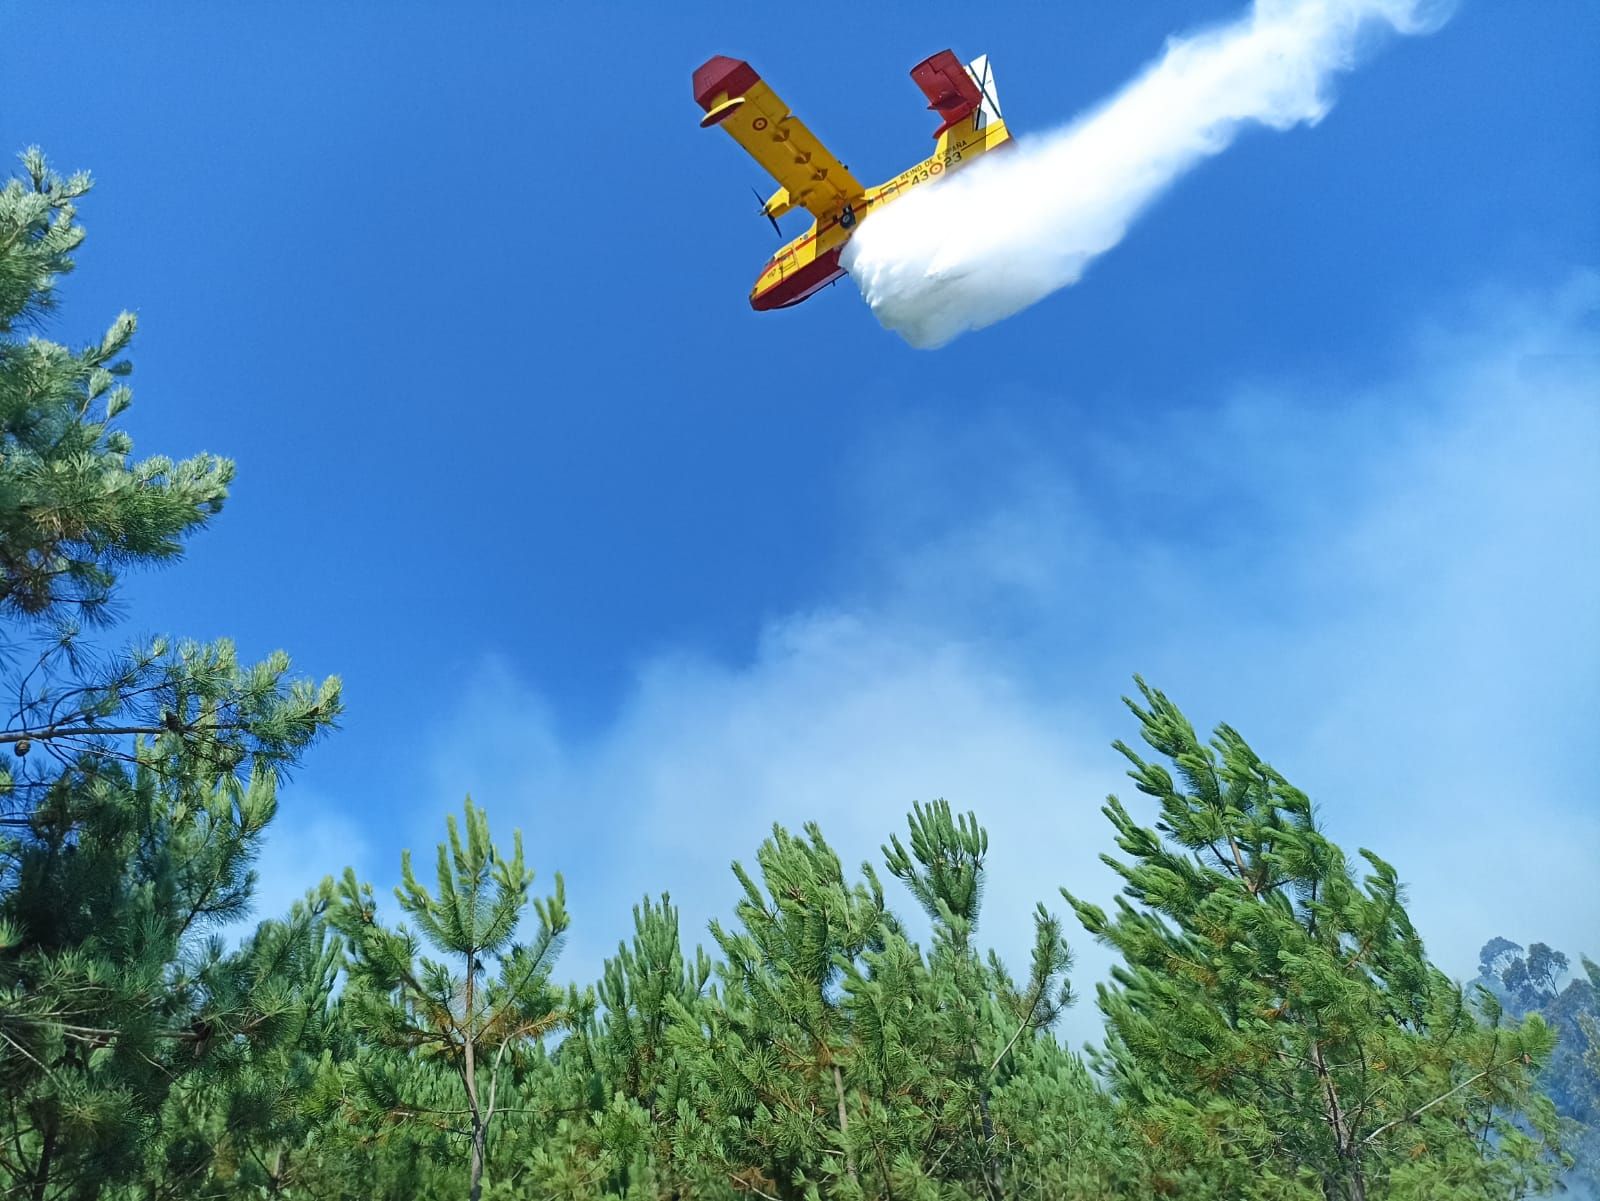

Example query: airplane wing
[693,56,865,221]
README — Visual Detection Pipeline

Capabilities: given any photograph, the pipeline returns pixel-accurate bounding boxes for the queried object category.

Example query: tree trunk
[977,1087,1004,1200]
[832,1063,858,1183]
[1309,1040,1362,1201]
[464,948,483,1201]
[468,1114,486,1201]
[969,1033,1004,1201]
[266,1146,285,1197]
[1326,1163,1367,1201]
[30,1126,53,1201]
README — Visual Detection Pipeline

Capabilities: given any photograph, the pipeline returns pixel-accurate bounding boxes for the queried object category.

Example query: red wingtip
[693,56,761,112]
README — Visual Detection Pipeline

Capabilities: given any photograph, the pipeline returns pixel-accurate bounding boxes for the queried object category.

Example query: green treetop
[333,797,570,1201]
[1064,678,1564,1201]
[661,808,1105,1201]
[880,799,1074,1198]
[0,149,230,627]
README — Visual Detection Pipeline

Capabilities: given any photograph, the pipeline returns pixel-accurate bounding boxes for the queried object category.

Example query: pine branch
[1358,1059,1517,1148]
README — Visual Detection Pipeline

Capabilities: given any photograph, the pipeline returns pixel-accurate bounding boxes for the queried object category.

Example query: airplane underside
[753,247,846,310]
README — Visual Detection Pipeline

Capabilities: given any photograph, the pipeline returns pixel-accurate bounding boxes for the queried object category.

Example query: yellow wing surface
[692,56,864,222]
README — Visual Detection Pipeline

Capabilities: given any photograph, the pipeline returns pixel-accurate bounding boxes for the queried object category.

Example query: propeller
[750,186,782,238]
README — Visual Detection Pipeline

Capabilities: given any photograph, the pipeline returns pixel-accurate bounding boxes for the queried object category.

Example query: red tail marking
[909,50,983,138]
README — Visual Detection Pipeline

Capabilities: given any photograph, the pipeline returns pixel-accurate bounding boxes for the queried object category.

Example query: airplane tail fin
[965,55,1002,129]
[911,50,1007,139]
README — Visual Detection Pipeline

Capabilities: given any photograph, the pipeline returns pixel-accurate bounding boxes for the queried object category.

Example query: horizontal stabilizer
[910,49,984,138]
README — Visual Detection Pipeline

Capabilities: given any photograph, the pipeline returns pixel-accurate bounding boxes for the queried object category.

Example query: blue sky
[4,1,1596,1043]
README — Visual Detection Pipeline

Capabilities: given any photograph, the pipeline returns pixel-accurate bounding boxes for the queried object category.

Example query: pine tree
[662,810,1110,1201]
[0,150,228,629]
[879,799,1074,1198]
[333,797,569,1201]
[582,893,712,1120]
[0,150,329,790]
[1063,678,1564,1201]
[541,893,716,1198]
[120,889,346,1199]
[667,822,889,1199]
[0,149,341,1200]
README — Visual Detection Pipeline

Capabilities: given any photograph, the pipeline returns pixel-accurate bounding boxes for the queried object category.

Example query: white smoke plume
[842,0,1453,348]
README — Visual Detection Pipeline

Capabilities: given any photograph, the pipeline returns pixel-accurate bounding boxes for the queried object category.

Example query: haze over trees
[1,151,1591,1200]
[1472,938,1600,1195]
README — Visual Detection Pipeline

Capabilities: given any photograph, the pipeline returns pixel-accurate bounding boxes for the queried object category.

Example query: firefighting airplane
[694,50,1009,311]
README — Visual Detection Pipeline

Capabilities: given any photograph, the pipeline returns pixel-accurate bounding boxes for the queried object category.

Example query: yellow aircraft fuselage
[694,52,1013,311]
[749,118,1012,310]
